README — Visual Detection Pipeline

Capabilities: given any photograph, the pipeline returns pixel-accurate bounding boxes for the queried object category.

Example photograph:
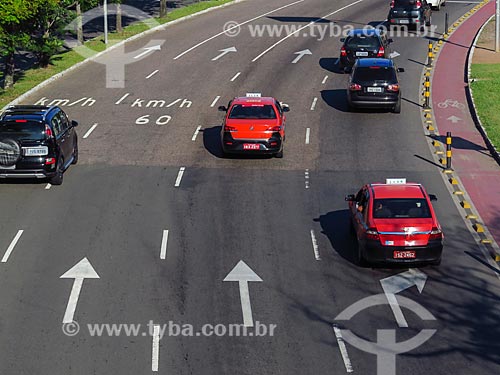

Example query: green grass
[0,0,233,108]
[470,63,500,150]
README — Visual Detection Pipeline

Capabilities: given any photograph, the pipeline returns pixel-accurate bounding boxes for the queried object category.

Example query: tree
[160,0,167,18]
[112,0,122,33]
[72,0,98,45]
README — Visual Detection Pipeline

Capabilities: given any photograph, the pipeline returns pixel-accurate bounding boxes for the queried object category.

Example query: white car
[428,0,445,10]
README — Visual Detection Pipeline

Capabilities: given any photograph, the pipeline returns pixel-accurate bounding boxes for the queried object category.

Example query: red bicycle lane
[431,1,500,244]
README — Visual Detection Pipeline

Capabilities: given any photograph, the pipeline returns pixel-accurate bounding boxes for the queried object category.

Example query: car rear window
[373,198,431,218]
[346,35,380,49]
[394,0,418,7]
[353,67,397,82]
[228,104,277,119]
[0,120,45,141]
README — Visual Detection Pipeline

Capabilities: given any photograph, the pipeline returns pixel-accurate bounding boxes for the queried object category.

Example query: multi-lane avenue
[1,0,499,374]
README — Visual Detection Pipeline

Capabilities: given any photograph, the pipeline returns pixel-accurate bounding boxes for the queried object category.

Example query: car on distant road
[345,179,443,266]
[388,0,432,29]
[218,94,289,158]
[339,28,393,72]
[0,105,78,185]
[347,58,404,113]
[428,0,445,10]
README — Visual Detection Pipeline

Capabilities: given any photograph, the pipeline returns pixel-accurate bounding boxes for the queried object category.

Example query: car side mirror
[429,194,438,201]
[218,106,227,112]
[387,38,394,43]
[71,120,78,127]
[345,194,356,201]
[340,38,345,43]
[397,67,405,73]
[282,105,290,113]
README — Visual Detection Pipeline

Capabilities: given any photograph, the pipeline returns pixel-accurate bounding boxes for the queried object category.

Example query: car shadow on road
[321,89,350,112]
[427,134,492,158]
[0,178,47,185]
[319,57,344,74]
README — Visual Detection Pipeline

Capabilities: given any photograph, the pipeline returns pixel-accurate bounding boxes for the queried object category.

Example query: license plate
[356,51,369,57]
[243,143,260,150]
[394,251,416,259]
[367,87,383,93]
[399,19,410,24]
[24,146,48,156]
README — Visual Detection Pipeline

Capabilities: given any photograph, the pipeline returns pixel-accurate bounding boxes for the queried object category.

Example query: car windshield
[373,198,432,218]
[0,120,45,141]
[346,35,380,49]
[353,67,397,82]
[228,104,277,119]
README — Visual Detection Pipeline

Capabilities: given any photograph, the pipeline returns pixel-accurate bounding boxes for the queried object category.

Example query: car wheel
[392,97,401,113]
[426,16,431,27]
[0,138,21,168]
[357,246,367,267]
[431,257,442,266]
[50,158,64,185]
[442,1,446,6]
[275,148,284,158]
[71,140,78,165]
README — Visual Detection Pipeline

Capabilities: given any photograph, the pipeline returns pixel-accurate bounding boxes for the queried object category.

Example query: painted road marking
[115,93,130,105]
[333,325,354,373]
[2,230,24,263]
[152,324,160,372]
[310,229,320,260]
[167,99,182,108]
[192,125,202,141]
[310,97,318,111]
[322,75,329,84]
[45,183,52,190]
[160,230,169,260]
[230,72,241,82]
[210,96,221,107]
[305,128,310,144]
[173,0,305,60]
[252,0,364,62]
[305,169,310,189]
[134,45,161,59]
[146,70,159,79]
[175,167,186,187]
[291,49,312,64]
[212,46,237,61]
[83,123,98,139]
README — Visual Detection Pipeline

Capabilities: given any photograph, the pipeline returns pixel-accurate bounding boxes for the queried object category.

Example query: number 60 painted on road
[135,115,172,125]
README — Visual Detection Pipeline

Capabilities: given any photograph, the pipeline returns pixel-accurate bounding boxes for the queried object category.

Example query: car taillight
[269,125,282,131]
[45,157,56,165]
[416,1,422,7]
[429,227,443,240]
[341,46,347,57]
[349,83,362,91]
[15,119,27,122]
[366,228,380,241]
[390,0,394,7]
[45,124,53,138]
[224,125,237,132]
[377,46,385,57]
[387,84,400,92]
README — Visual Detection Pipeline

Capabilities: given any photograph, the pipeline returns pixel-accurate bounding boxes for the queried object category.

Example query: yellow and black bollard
[423,76,431,109]
[427,42,434,67]
[445,132,453,170]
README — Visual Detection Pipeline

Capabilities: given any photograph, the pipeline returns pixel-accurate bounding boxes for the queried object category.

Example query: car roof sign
[246,93,262,97]
[386,178,407,185]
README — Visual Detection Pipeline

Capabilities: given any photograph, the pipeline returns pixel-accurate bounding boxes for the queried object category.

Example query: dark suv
[347,58,404,113]
[388,0,432,29]
[339,28,393,72]
[0,105,78,185]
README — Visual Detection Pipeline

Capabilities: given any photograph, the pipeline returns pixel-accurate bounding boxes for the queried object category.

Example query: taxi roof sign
[386,178,407,185]
[246,93,262,97]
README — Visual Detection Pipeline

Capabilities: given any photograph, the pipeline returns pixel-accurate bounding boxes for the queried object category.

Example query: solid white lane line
[83,123,98,139]
[310,97,318,111]
[2,230,24,263]
[175,167,186,187]
[173,0,305,60]
[305,128,310,144]
[310,229,320,260]
[152,324,160,372]
[146,70,159,79]
[115,93,130,105]
[192,126,202,141]
[230,72,241,82]
[333,325,354,373]
[45,183,52,190]
[252,0,364,62]
[160,230,169,260]
[210,95,221,107]
[322,75,329,84]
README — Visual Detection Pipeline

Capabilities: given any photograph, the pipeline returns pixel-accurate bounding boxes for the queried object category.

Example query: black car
[0,105,78,185]
[388,0,432,30]
[347,58,404,113]
[339,28,393,72]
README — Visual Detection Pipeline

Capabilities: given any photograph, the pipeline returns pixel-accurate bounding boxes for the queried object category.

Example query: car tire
[393,97,401,113]
[0,138,21,167]
[426,16,431,27]
[357,246,367,267]
[431,257,442,266]
[71,140,78,165]
[275,148,284,158]
[50,158,64,186]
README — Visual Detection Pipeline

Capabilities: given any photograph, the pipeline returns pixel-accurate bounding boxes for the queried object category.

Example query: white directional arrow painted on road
[380,268,427,328]
[224,260,262,327]
[212,46,237,61]
[447,115,462,123]
[292,49,312,64]
[60,258,100,323]
[389,51,400,58]
[134,44,162,59]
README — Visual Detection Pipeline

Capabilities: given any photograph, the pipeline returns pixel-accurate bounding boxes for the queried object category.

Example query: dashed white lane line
[333,325,354,373]
[322,75,329,84]
[174,167,186,187]
[146,70,159,79]
[160,230,169,260]
[83,123,98,139]
[192,126,202,141]
[172,0,305,60]
[45,183,52,190]
[305,169,310,189]
[310,229,320,260]
[115,93,130,105]
[305,128,311,144]
[230,72,241,82]
[2,230,24,263]
[252,0,364,62]
[210,95,221,107]
[310,97,318,111]
[152,324,160,372]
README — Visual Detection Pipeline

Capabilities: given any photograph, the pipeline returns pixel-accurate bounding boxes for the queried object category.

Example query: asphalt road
[1,0,499,374]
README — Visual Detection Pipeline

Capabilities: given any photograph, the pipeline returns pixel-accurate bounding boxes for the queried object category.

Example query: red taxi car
[345,179,443,265]
[218,94,289,158]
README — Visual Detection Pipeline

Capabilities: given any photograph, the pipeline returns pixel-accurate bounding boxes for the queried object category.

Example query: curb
[2,0,245,111]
